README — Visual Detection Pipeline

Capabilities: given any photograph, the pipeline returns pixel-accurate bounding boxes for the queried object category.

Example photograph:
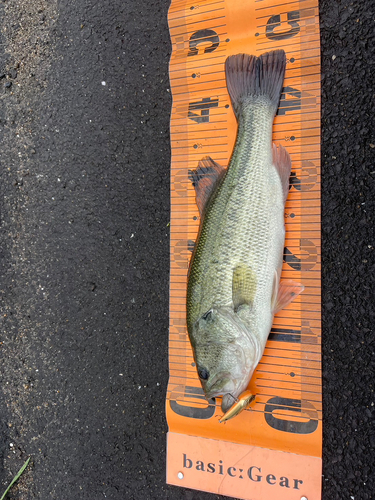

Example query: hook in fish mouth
[218,390,255,423]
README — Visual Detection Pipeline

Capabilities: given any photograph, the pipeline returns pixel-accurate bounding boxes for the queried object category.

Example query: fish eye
[198,367,210,380]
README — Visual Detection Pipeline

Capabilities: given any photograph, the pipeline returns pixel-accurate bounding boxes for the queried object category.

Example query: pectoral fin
[232,264,257,312]
[272,272,304,314]
[188,157,226,217]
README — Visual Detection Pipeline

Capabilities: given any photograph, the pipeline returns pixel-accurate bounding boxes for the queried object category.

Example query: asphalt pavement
[0,0,374,499]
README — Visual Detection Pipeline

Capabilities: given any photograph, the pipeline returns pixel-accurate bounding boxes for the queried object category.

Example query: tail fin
[225,50,286,118]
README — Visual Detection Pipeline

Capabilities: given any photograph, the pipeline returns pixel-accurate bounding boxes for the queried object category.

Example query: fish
[186,50,304,422]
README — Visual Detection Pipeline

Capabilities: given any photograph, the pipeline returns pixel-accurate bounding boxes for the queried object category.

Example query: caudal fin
[225,50,286,118]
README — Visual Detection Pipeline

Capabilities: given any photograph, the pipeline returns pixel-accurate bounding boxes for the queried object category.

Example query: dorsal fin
[188,156,226,217]
[272,143,291,203]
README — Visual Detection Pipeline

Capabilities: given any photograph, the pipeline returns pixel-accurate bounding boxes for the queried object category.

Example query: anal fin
[188,156,226,217]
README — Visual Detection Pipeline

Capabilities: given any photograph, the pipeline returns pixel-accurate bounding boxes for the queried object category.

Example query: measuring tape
[166,1,321,499]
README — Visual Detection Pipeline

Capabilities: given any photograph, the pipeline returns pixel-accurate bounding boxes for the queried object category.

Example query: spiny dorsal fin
[232,263,257,312]
[188,156,226,217]
[273,143,291,203]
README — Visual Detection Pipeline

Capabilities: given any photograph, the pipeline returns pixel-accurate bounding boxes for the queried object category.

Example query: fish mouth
[204,372,236,399]
[218,375,255,411]
[205,389,223,399]
[204,361,253,401]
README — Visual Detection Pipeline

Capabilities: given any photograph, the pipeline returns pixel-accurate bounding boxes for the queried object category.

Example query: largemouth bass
[186,50,304,421]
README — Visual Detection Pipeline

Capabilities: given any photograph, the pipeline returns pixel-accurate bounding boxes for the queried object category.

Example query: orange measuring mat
[166,1,321,499]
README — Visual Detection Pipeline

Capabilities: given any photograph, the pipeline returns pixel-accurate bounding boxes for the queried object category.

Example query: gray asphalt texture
[0,0,374,499]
